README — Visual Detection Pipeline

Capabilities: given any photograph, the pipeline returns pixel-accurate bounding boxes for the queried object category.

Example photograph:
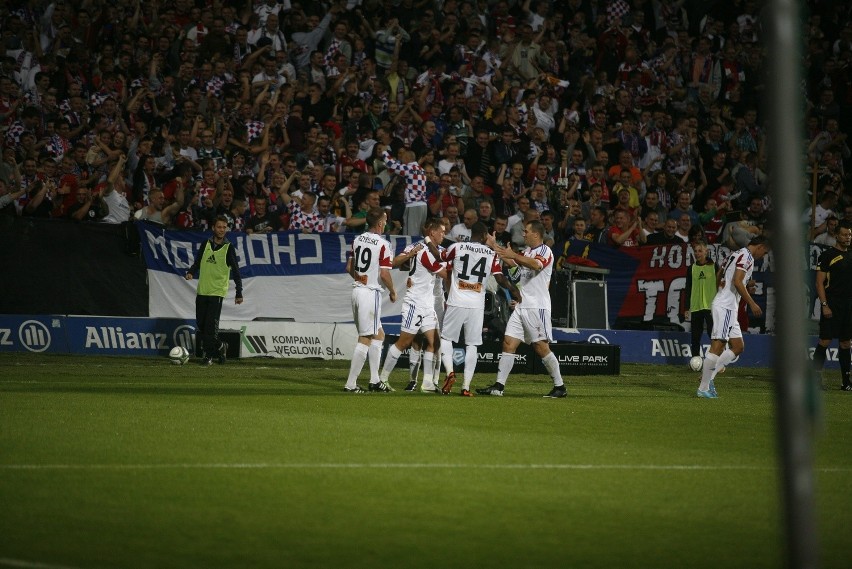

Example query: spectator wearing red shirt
[607,209,646,248]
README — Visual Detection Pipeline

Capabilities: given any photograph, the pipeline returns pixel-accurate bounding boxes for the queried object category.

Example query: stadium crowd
[0,0,850,257]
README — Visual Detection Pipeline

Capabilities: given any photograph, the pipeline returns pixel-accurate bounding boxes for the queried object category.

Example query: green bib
[197,242,231,297]
[689,263,716,312]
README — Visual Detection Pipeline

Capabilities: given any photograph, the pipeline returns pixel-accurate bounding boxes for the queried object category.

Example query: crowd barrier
[0,314,838,370]
[383,335,620,375]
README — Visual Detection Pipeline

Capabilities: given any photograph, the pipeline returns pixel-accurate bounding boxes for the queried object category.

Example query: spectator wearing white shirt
[252,56,287,94]
[248,13,287,53]
[805,189,839,240]
[316,195,346,232]
[185,10,213,46]
[449,209,478,242]
[506,196,531,231]
[254,0,290,27]
[814,215,839,247]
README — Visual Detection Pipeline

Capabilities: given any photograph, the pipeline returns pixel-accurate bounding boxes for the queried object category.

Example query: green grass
[0,354,850,569]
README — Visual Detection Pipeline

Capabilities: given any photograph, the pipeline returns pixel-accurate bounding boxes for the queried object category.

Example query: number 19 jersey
[350,232,393,291]
[441,241,502,308]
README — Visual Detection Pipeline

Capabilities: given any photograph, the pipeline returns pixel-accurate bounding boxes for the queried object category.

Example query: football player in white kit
[478,220,568,397]
[697,235,770,398]
[407,220,450,390]
[426,222,509,396]
[379,219,448,392]
[344,207,399,393]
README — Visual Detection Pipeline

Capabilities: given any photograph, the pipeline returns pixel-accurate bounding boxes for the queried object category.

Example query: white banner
[220,321,358,360]
[148,270,410,323]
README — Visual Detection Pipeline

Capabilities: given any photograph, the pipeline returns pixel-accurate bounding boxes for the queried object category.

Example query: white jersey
[449,222,472,242]
[102,189,131,224]
[402,242,443,306]
[713,247,754,311]
[515,243,555,309]
[441,241,502,308]
[350,231,393,291]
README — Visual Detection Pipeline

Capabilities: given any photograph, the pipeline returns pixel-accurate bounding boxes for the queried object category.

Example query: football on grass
[169,346,190,365]
[689,356,703,372]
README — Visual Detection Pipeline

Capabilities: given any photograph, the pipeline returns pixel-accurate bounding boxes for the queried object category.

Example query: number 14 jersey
[440,241,502,308]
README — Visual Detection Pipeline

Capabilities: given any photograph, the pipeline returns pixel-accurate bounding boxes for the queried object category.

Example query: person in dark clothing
[813,223,852,390]
[185,216,244,365]
[583,205,610,244]
[647,218,683,245]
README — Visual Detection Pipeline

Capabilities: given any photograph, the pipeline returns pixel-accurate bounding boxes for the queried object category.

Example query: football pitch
[1,354,850,569]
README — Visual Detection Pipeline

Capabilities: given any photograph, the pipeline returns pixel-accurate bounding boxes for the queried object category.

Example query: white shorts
[504,307,553,344]
[711,304,741,341]
[400,300,438,335]
[441,305,484,345]
[352,287,382,337]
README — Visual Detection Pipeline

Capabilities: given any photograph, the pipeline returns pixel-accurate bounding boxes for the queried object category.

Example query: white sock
[496,352,515,386]
[440,338,454,376]
[713,348,737,380]
[368,339,383,384]
[408,349,421,383]
[542,352,564,386]
[699,353,719,392]
[463,345,478,389]
[433,348,441,378]
[422,352,435,387]
[380,344,402,381]
[346,343,369,388]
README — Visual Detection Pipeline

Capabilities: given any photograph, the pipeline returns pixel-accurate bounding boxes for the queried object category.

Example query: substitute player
[477,221,567,398]
[813,222,852,390]
[684,241,716,359]
[697,235,770,398]
[344,207,398,393]
[426,222,508,396]
[185,216,244,365]
[378,219,447,392]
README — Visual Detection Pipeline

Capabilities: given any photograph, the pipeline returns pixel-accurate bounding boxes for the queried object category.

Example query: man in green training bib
[684,241,716,359]
[185,216,244,365]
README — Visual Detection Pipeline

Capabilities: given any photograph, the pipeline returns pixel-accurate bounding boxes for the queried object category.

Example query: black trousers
[691,309,713,356]
[196,295,224,357]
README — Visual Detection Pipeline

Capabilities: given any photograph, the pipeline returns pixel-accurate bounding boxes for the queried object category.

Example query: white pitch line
[0,559,79,569]
[0,463,849,472]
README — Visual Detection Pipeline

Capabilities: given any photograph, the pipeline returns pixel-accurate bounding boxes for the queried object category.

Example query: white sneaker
[420,382,440,393]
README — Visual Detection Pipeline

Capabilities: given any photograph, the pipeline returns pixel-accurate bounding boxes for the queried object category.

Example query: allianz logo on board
[19,320,51,352]
[173,325,196,351]
[650,340,727,361]
[84,326,169,350]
